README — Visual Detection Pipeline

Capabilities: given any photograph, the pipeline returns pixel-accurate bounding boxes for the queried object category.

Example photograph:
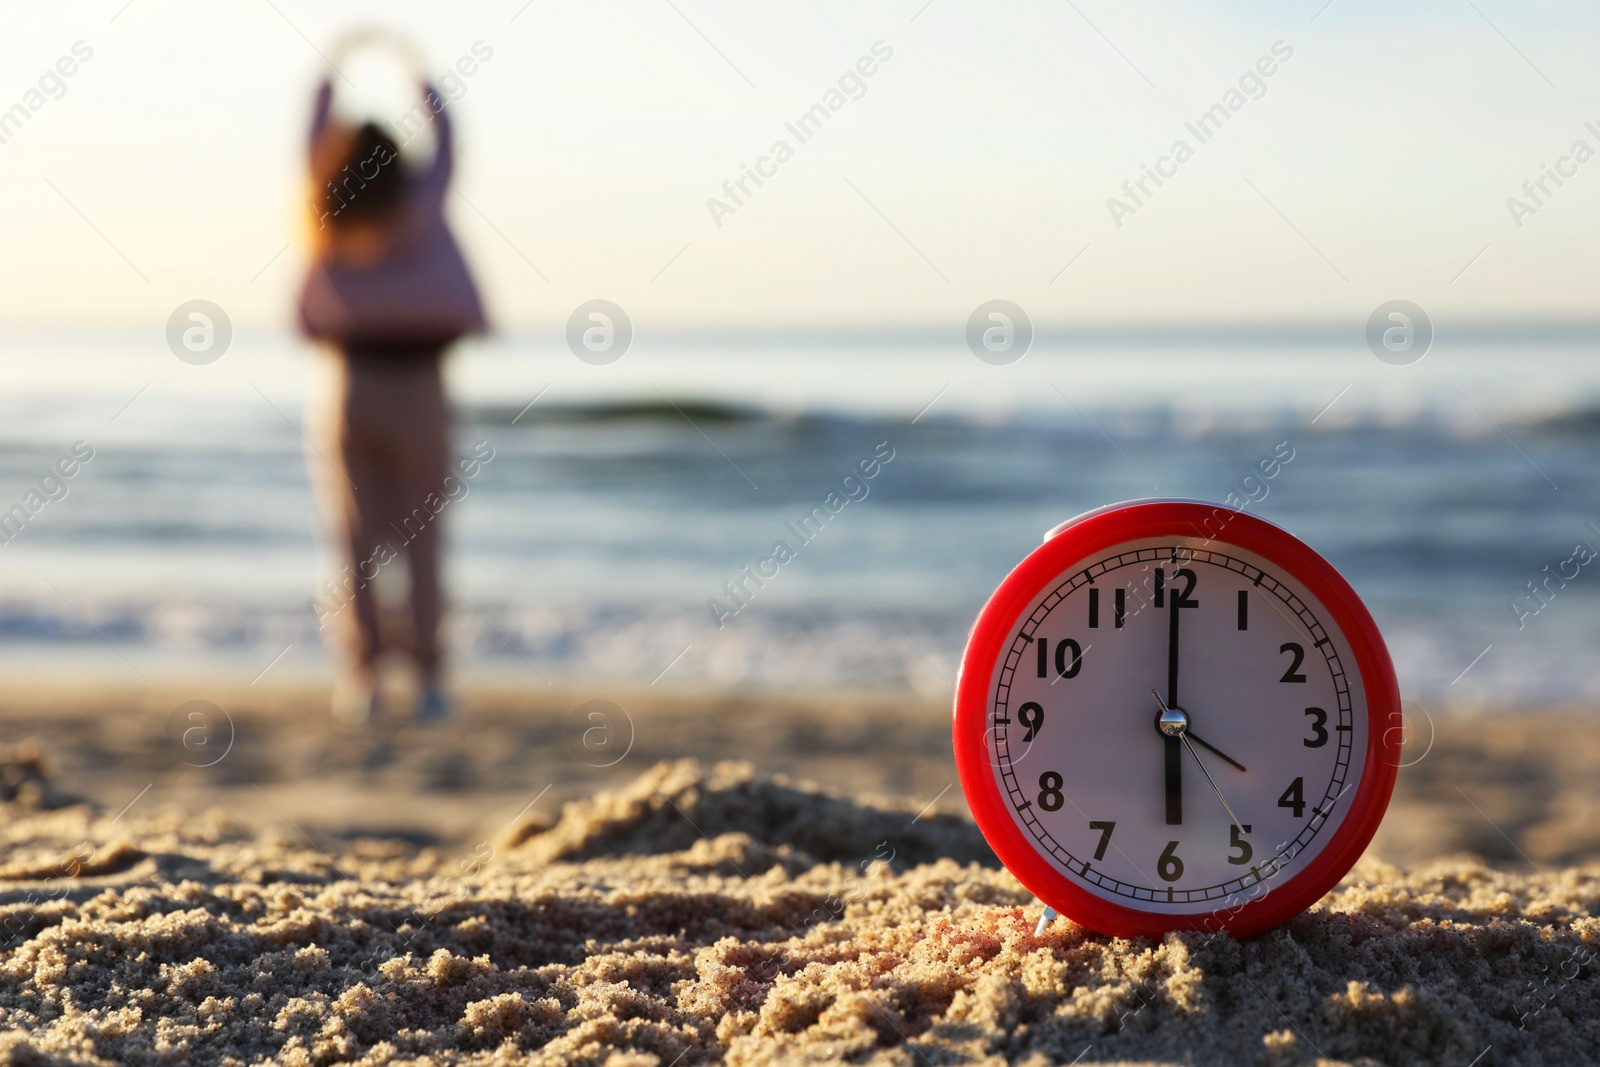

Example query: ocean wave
[0,594,1591,709]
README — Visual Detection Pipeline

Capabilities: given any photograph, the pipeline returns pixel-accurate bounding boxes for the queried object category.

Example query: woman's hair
[310,121,406,236]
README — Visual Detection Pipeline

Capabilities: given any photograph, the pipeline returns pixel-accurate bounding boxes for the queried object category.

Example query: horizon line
[2,318,1598,348]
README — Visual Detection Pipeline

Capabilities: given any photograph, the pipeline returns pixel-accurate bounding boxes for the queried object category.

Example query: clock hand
[1154,690,1245,836]
[1184,731,1247,773]
[1180,734,1247,836]
[1167,574,1181,707]
[1164,591,1182,825]
[1163,729,1182,825]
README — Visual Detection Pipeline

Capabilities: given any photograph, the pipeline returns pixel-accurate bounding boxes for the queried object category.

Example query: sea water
[0,330,1594,711]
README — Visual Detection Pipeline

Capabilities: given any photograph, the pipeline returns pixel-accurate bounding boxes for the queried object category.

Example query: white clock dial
[986,537,1367,914]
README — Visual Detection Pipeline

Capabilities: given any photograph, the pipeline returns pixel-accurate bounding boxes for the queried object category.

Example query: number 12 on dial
[954,499,1400,939]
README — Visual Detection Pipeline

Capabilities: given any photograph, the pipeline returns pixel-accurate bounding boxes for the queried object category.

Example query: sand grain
[0,758,1596,1065]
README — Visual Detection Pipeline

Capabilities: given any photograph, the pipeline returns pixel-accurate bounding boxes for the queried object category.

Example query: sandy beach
[0,684,1596,1065]
[4,1,1598,1063]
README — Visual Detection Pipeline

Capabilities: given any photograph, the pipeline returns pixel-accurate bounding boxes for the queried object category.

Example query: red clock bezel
[953,499,1401,940]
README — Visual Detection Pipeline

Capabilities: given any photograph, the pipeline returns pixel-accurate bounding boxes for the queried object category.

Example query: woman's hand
[326,27,428,78]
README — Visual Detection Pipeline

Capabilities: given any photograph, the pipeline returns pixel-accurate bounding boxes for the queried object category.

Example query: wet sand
[2,682,1596,868]
[0,684,1596,1064]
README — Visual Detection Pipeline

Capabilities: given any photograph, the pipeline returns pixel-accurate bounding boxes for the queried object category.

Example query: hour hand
[1152,690,1244,834]
[1151,690,1246,774]
[1185,730,1246,773]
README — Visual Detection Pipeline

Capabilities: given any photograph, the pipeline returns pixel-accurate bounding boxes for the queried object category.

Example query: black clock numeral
[1157,840,1184,882]
[1303,706,1329,748]
[1055,639,1082,678]
[1035,638,1083,679]
[1278,777,1306,819]
[1088,587,1099,628]
[1228,823,1253,865]
[1171,568,1198,607]
[1018,701,1044,742]
[1037,771,1064,811]
[1089,820,1115,861]
[1279,642,1307,683]
[1237,590,1249,630]
[1114,588,1126,628]
[1154,567,1165,608]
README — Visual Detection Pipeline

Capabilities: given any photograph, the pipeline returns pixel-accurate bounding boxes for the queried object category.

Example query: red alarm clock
[953,499,1400,939]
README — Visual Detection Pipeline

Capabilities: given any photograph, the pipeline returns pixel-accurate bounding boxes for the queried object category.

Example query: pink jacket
[297,79,487,347]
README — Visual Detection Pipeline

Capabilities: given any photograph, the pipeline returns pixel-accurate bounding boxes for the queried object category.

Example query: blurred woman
[298,38,486,723]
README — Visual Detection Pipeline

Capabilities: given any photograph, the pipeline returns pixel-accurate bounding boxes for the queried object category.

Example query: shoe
[414,683,452,722]
[332,677,381,725]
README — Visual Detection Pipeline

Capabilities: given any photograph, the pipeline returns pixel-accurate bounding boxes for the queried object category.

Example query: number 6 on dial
[954,499,1400,939]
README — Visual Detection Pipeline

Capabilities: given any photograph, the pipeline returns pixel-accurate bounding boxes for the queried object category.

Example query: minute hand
[1167,574,1182,705]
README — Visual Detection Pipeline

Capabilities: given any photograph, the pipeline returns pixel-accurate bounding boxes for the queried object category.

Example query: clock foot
[1033,906,1058,937]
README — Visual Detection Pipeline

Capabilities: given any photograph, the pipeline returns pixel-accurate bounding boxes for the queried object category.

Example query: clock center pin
[1158,706,1188,737]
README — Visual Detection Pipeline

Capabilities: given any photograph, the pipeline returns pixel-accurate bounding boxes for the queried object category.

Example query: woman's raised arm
[417,81,453,199]
[307,76,334,156]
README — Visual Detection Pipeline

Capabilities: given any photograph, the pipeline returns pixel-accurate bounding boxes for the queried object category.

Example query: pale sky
[1,0,1597,334]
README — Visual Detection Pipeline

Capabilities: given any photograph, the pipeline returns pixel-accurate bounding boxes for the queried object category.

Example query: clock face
[955,502,1399,938]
